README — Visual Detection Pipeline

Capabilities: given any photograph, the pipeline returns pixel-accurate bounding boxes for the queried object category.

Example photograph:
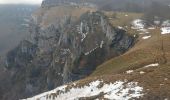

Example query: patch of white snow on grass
[104,81,143,100]
[142,35,151,39]
[139,33,145,35]
[23,80,144,100]
[117,26,123,29]
[145,31,150,34]
[138,29,148,32]
[148,27,155,30]
[131,19,145,30]
[160,84,164,86]
[140,71,145,74]
[161,27,170,34]
[125,14,128,17]
[162,20,170,27]
[144,63,159,68]
[126,70,134,74]
[138,29,150,34]
[23,85,68,100]
[164,78,168,81]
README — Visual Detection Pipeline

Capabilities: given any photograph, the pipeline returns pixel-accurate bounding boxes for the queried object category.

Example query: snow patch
[134,34,137,37]
[57,73,63,77]
[85,41,105,55]
[131,19,145,30]
[148,27,155,30]
[154,21,160,25]
[84,46,98,55]
[126,70,134,74]
[23,80,144,100]
[161,27,170,34]
[140,71,145,74]
[138,29,150,34]
[125,14,128,17]
[117,26,123,29]
[104,81,143,100]
[145,31,150,34]
[142,35,151,40]
[160,84,164,86]
[81,32,88,42]
[138,29,148,32]
[100,41,104,48]
[144,63,159,68]
[77,22,89,42]
[164,78,168,81]
[162,20,170,27]
[139,33,145,35]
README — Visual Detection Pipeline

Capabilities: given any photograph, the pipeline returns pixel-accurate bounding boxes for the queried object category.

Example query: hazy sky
[0,0,43,4]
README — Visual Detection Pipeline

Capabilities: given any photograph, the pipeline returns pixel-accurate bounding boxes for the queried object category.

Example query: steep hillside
[1,1,170,100]
[0,5,135,100]
[24,8,170,100]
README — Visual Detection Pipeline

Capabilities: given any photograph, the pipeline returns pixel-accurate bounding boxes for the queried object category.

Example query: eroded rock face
[1,7,134,100]
[6,40,37,69]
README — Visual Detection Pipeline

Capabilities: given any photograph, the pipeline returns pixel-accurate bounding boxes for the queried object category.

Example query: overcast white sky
[0,0,43,4]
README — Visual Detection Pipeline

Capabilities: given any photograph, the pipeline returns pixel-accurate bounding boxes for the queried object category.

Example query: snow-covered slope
[161,20,170,34]
[131,19,145,30]
[23,80,143,100]
[161,27,170,34]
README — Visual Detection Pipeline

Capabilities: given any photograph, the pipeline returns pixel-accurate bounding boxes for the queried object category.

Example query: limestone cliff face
[2,5,134,100]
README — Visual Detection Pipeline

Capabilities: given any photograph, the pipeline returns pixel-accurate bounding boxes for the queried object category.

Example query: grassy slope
[80,12,170,99]
[91,29,164,76]
[33,5,97,28]
[105,11,143,26]
[33,8,170,98]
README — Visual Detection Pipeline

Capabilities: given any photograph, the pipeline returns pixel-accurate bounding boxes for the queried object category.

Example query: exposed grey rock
[1,10,135,100]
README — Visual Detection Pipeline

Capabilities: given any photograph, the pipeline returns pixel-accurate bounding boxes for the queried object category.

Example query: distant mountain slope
[0,4,38,55]
[41,0,170,12]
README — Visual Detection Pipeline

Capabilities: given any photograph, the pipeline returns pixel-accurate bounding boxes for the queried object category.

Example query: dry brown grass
[82,21,170,99]
[104,11,143,27]
[90,25,170,75]
[33,5,97,28]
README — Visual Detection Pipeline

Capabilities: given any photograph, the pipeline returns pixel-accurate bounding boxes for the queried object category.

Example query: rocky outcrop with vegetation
[0,3,135,100]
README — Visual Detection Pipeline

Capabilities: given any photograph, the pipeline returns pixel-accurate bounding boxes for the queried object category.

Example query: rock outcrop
[1,4,135,100]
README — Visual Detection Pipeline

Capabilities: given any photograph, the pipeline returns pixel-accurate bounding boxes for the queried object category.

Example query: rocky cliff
[0,4,135,100]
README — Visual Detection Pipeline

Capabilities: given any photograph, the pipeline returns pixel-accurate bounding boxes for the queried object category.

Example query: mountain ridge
[0,0,170,100]
[0,4,135,100]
